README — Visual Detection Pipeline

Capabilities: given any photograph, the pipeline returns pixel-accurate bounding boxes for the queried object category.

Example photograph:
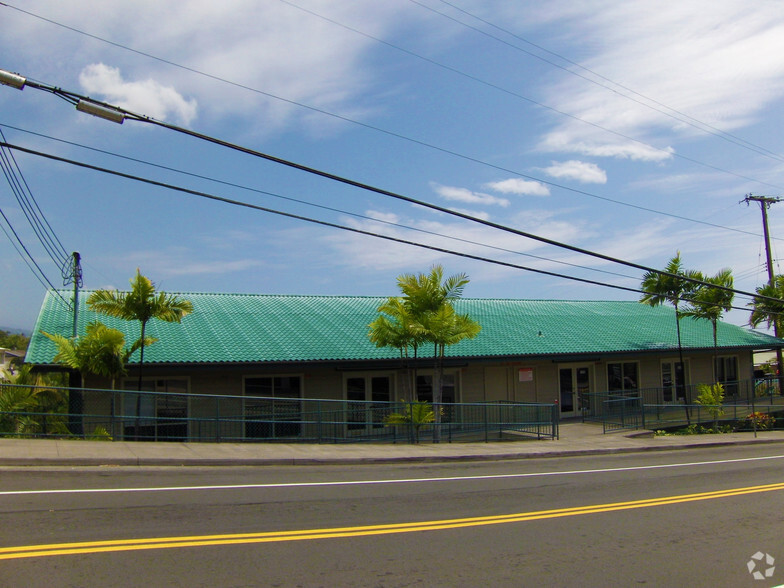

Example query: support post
[744,195,784,394]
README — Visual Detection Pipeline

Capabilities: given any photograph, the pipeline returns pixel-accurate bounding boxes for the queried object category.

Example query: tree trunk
[432,342,442,443]
[135,320,147,440]
[412,344,419,402]
[712,320,718,384]
[674,306,691,425]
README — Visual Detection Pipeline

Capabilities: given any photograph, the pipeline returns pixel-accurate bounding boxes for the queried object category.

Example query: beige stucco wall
[73,348,758,440]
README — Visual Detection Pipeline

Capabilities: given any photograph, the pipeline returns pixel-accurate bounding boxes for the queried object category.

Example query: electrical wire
[3,140,781,313]
[5,70,778,310]
[275,0,784,192]
[3,1,784,224]
[0,122,640,283]
[419,0,784,163]
[0,205,71,308]
[0,75,767,302]
[0,128,68,268]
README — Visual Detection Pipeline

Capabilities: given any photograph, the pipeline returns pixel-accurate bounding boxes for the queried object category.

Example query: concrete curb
[2,435,784,467]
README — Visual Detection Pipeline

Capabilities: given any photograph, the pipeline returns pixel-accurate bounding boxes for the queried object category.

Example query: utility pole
[62,251,83,436]
[63,251,83,338]
[743,194,783,378]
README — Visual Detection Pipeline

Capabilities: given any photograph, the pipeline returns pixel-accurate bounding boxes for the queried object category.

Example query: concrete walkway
[1,423,784,467]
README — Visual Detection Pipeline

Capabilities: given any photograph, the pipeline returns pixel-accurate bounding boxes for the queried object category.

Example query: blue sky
[2,0,784,333]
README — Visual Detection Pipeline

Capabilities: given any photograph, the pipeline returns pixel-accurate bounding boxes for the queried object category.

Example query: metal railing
[581,378,784,433]
[0,383,558,443]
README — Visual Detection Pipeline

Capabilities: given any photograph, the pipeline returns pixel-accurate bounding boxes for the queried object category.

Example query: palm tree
[640,252,700,411]
[368,297,423,403]
[383,401,435,443]
[750,274,784,394]
[43,322,151,436]
[750,275,784,333]
[0,364,68,437]
[681,268,734,382]
[397,265,481,441]
[87,269,193,392]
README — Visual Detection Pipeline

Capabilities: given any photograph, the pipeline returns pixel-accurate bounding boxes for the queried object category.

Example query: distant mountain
[0,326,31,337]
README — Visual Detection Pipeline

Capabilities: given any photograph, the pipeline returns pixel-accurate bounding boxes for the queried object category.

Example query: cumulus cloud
[79,63,197,125]
[484,178,550,197]
[541,160,607,184]
[431,183,511,207]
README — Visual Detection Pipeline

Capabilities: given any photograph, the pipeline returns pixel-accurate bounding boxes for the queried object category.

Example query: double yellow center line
[3,481,783,560]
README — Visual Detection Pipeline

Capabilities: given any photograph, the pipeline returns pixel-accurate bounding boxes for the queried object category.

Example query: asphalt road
[2,445,784,587]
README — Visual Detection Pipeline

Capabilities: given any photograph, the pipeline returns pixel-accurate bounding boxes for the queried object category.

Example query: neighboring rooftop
[25,290,784,366]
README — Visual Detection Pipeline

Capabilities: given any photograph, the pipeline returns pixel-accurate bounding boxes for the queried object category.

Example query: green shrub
[86,425,113,441]
[384,401,435,443]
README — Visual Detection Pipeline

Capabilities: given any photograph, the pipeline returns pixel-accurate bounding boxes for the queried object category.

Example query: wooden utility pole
[743,194,783,378]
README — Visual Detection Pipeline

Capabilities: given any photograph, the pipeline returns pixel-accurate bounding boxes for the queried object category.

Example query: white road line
[2,454,783,496]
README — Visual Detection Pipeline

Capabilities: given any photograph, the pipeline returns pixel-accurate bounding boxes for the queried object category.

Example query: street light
[0,69,26,90]
[75,99,125,124]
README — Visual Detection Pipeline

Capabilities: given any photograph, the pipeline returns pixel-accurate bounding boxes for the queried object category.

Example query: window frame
[242,374,304,439]
[606,361,639,394]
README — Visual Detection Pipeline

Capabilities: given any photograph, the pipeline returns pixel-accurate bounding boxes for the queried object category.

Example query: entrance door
[661,360,689,403]
[558,365,592,417]
[345,375,392,434]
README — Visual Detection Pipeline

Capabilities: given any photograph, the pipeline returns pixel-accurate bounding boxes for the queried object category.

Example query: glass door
[345,375,392,434]
[558,365,592,417]
[661,360,688,403]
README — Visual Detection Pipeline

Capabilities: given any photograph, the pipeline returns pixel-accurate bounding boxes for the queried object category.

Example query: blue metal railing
[581,378,784,432]
[0,384,558,443]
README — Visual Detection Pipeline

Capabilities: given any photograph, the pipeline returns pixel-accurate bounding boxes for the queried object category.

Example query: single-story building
[24,290,784,440]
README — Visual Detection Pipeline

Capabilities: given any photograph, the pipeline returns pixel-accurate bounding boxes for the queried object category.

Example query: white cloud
[3,2,425,133]
[432,183,511,207]
[321,207,591,273]
[532,1,784,162]
[79,63,198,125]
[539,131,674,162]
[541,160,607,184]
[484,178,550,197]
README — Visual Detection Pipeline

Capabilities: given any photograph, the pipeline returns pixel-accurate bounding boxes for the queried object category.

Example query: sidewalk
[2,423,784,467]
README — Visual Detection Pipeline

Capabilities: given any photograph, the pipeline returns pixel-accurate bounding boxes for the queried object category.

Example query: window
[346,375,392,432]
[121,379,188,440]
[244,376,302,438]
[416,373,457,422]
[607,362,638,393]
[714,356,739,396]
[416,373,457,404]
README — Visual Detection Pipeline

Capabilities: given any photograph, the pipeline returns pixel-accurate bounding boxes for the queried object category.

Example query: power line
[419,0,784,163]
[2,2,783,221]
[0,70,768,303]
[1,115,770,245]
[275,0,784,191]
[3,140,780,310]
[0,122,641,283]
[1,73,778,302]
[0,128,68,267]
[0,204,71,308]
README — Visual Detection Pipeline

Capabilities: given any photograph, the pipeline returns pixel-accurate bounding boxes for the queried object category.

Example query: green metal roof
[25,290,783,366]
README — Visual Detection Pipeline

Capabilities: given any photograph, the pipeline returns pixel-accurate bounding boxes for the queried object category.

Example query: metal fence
[582,378,784,433]
[0,384,559,444]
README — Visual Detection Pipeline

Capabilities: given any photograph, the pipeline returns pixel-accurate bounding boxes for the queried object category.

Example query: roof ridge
[49,289,640,304]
